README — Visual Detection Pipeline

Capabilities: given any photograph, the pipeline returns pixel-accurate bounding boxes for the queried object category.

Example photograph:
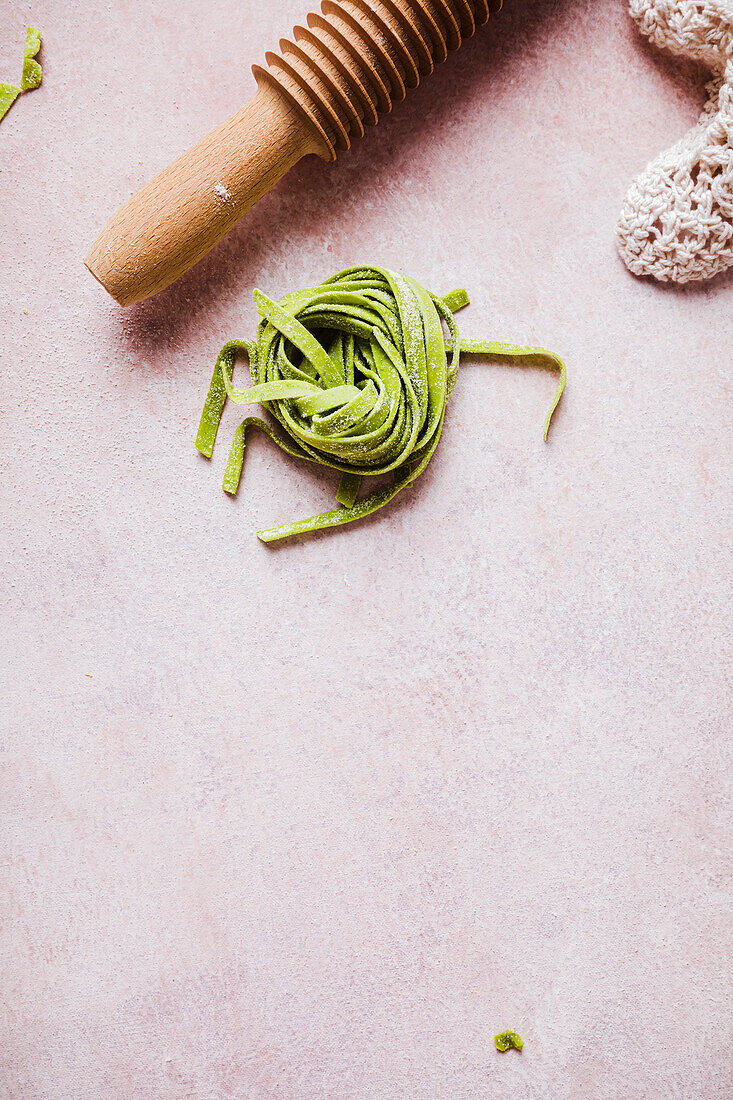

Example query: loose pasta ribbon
[0,27,42,125]
[195,265,566,542]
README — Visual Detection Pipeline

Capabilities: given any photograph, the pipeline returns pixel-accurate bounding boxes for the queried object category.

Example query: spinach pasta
[196,265,566,542]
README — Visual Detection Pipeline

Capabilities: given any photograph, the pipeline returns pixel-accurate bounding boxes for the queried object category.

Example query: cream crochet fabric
[617,0,733,283]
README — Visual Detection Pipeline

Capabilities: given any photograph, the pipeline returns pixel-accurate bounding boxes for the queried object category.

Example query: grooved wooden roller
[85,0,504,306]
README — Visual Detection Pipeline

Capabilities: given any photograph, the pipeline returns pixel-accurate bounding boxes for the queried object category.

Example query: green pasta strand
[0,82,21,121]
[21,26,42,90]
[1,27,41,123]
[195,265,566,542]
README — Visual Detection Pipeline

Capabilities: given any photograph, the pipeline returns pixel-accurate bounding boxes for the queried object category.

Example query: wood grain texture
[84,83,317,307]
[84,0,503,306]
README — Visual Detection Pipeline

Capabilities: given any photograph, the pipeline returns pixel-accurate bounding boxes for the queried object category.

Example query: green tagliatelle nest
[196,265,566,542]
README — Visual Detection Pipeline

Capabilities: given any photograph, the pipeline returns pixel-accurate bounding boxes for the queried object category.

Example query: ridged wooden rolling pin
[84,0,504,306]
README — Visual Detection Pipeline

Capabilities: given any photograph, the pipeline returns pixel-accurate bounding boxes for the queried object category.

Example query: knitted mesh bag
[617,0,733,283]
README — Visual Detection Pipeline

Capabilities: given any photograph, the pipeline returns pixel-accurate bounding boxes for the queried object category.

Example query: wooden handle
[84,82,320,306]
[85,1,502,306]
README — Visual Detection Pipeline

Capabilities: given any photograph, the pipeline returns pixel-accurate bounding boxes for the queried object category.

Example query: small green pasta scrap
[21,27,42,91]
[1,27,41,123]
[0,82,21,121]
[495,1030,524,1052]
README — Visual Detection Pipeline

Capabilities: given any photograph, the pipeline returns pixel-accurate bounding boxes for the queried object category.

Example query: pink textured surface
[1,1,731,1097]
